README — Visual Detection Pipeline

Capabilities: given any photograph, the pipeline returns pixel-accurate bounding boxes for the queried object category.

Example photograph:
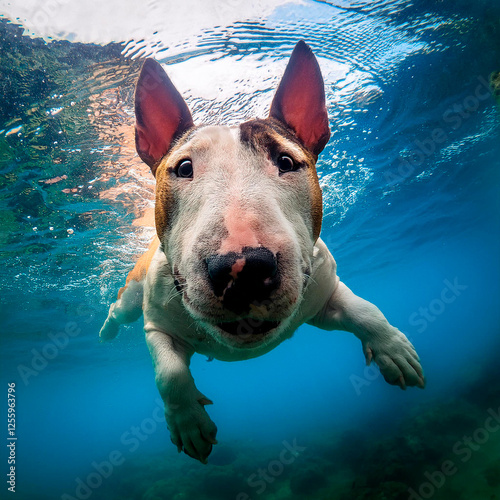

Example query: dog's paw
[99,317,120,342]
[165,395,218,464]
[362,328,425,390]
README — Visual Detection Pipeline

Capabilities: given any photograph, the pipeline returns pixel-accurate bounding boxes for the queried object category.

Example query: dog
[99,40,425,464]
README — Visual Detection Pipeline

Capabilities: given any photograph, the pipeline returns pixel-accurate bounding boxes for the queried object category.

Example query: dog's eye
[277,154,296,173]
[176,159,193,178]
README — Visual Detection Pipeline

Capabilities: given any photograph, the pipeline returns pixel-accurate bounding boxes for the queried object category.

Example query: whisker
[304,273,318,286]
[165,286,184,306]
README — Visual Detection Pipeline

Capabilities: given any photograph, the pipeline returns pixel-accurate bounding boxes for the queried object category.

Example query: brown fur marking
[117,237,160,299]
[153,127,200,239]
[239,119,323,240]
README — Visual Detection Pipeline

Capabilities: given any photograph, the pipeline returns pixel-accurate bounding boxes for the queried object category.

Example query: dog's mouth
[215,319,281,337]
[181,286,282,338]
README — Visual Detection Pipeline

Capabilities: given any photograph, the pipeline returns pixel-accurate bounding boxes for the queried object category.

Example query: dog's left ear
[269,41,330,156]
[135,59,194,175]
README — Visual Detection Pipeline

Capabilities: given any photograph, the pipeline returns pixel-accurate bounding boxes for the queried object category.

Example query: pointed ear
[135,59,194,175]
[269,41,330,156]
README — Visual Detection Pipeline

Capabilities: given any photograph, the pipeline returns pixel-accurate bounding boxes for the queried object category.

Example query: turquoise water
[1,1,499,499]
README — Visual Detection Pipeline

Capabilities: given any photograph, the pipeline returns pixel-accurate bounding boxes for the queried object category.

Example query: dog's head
[134,41,330,348]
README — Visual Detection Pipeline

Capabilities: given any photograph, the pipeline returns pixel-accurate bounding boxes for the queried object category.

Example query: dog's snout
[206,247,280,314]
[206,253,238,296]
[242,247,278,278]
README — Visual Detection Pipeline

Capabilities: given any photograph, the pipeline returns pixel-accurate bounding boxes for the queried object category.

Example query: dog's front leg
[310,281,425,389]
[145,327,218,463]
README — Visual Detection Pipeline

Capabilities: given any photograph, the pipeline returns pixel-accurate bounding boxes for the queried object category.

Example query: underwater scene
[1,1,500,499]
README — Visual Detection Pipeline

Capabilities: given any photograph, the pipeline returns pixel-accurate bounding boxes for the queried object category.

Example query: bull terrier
[99,41,425,463]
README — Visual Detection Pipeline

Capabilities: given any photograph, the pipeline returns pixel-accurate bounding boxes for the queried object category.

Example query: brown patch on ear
[117,237,160,299]
[135,58,194,175]
[269,40,330,156]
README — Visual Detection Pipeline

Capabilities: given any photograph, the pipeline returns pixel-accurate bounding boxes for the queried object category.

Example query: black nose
[206,247,280,314]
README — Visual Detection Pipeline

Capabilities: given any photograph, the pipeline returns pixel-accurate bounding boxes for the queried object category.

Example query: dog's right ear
[135,59,194,175]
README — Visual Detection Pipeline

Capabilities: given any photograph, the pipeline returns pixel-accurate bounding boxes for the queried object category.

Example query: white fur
[100,126,424,464]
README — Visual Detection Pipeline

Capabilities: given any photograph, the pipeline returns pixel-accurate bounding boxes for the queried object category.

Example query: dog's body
[100,41,424,463]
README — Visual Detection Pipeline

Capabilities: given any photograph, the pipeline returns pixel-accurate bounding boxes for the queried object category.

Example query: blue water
[1,1,499,499]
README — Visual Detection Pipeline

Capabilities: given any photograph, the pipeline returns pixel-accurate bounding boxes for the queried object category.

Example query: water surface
[1,1,499,499]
